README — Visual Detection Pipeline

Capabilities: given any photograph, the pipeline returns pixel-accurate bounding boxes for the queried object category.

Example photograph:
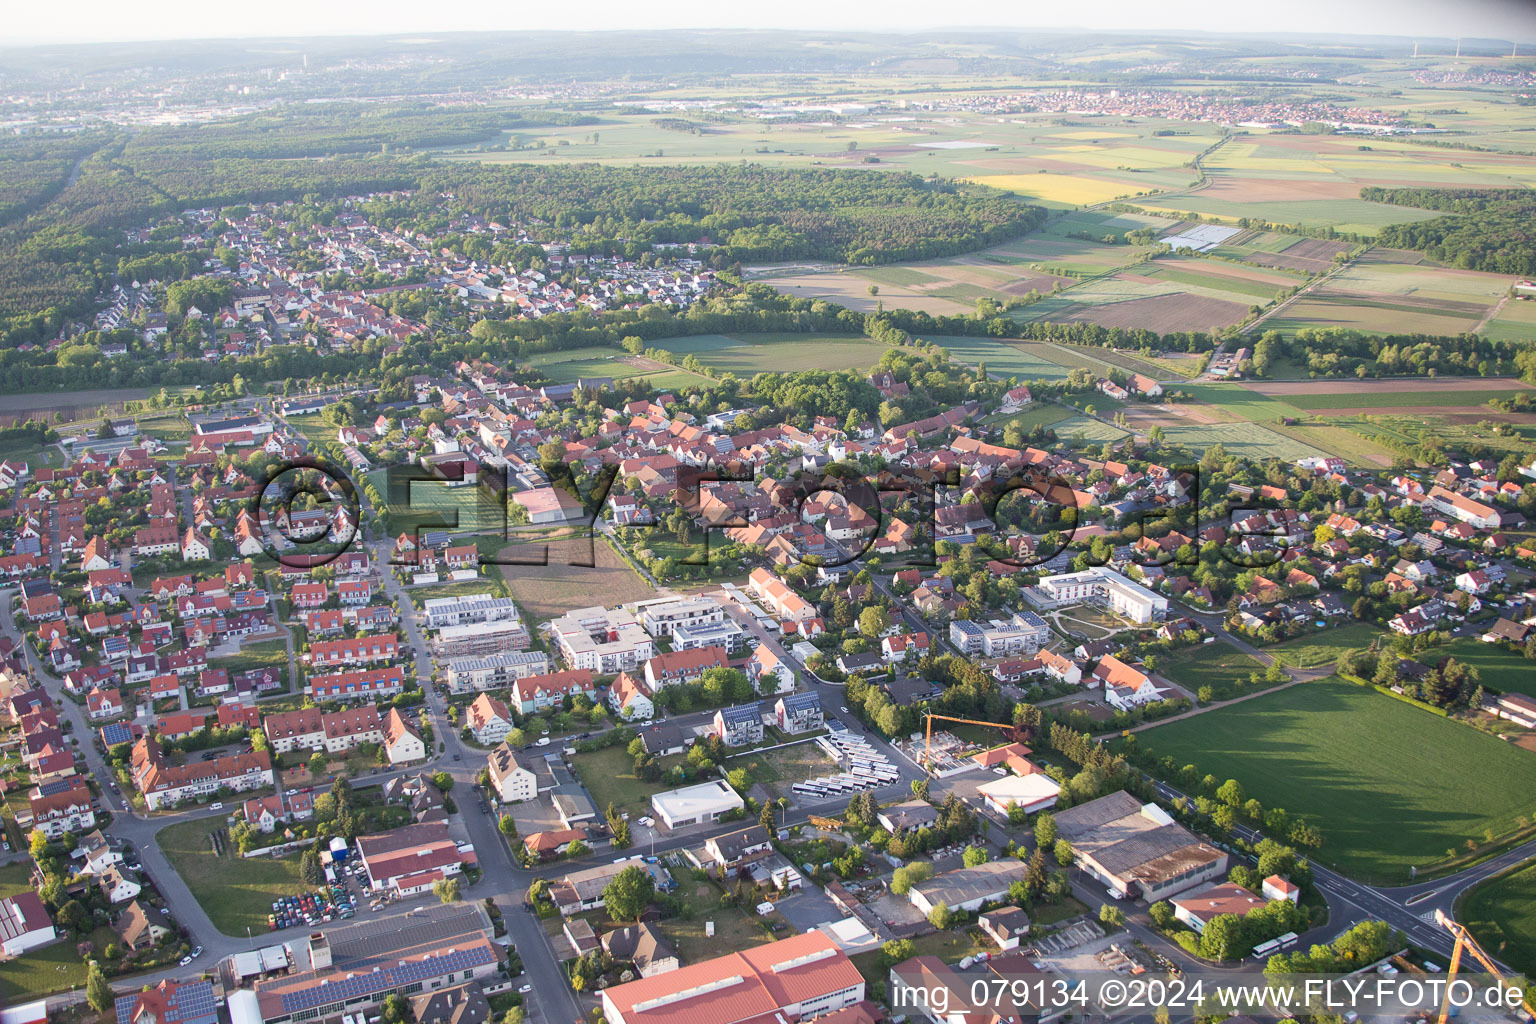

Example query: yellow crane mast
[1434,909,1534,1024]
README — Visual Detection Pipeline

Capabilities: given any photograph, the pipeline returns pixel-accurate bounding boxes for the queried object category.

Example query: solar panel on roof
[171,982,218,1021]
[277,945,495,1014]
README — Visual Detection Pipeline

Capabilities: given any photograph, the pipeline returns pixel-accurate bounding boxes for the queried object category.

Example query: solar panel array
[277,944,495,1014]
[170,980,220,1022]
[114,981,218,1024]
[100,722,134,746]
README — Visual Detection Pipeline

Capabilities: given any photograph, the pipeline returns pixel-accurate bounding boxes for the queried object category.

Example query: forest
[0,110,1042,346]
[1365,186,1536,275]
[417,162,1045,265]
[118,104,600,161]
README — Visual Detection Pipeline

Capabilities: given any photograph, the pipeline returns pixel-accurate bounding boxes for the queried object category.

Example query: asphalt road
[17,534,1535,1014]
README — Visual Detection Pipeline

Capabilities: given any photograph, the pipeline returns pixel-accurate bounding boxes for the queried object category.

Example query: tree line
[1365,185,1536,275]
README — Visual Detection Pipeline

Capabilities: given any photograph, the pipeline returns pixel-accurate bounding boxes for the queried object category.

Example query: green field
[1137,677,1536,881]
[1157,421,1325,462]
[366,469,510,535]
[929,335,1074,381]
[1184,384,1306,421]
[1462,862,1536,976]
[1266,623,1387,669]
[1159,641,1269,697]
[158,817,309,936]
[1053,414,1129,444]
[212,637,290,678]
[1437,638,1536,699]
[1141,261,1303,302]
[1283,389,1527,412]
[990,403,1075,434]
[647,332,894,374]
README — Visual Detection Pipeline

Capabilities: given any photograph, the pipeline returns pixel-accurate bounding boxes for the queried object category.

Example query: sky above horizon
[8,0,1536,47]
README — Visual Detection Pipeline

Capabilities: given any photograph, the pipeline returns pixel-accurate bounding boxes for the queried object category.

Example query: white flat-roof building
[672,618,750,654]
[432,618,532,657]
[445,650,552,694]
[423,595,520,630]
[629,596,726,638]
[1024,566,1167,624]
[651,779,745,830]
[949,610,1052,657]
[977,773,1062,816]
[550,606,654,673]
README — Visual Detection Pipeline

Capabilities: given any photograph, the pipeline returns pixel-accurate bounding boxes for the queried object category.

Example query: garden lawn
[1437,638,1536,698]
[850,925,990,986]
[568,744,676,820]
[1136,677,1536,882]
[1265,623,1387,669]
[1462,862,1536,976]
[1158,641,1268,697]
[157,817,308,936]
[0,861,35,899]
[211,638,289,677]
[656,880,774,963]
[0,936,92,1003]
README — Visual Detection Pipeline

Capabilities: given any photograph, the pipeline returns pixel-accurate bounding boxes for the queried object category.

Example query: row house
[27,780,96,838]
[510,668,596,716]
[642,645,728,691]
[308,633,399,666]
[308,666,406,702]
[338,579,373,606]
[137,751,275,810]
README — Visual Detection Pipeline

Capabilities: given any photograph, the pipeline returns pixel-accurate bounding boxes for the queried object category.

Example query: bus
[1277,932,1300,950]
[1251,939,1282,960]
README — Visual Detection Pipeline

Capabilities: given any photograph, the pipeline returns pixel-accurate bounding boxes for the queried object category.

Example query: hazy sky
[8,0,1536,46]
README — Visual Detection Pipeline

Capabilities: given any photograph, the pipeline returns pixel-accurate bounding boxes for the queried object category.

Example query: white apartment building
[629,596,726,638]
[445,651,552,694]
[432,618,531,657]
[550,606,654,673]
[1025,566,1167,624]
[422,595,521,630]
[949,610,1052,657]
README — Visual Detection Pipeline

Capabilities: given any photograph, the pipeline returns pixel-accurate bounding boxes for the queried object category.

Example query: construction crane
[922,713,1024,771]
[1434,909,1534,1024]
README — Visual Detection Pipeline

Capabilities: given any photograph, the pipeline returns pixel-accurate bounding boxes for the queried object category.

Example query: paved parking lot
[771,882,843,933]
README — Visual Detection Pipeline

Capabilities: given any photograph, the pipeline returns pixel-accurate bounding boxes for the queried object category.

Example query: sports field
[1462,862,1536,976]
[1136,677,1536,881]
[527,345,714,388]
[366,469,509,535]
